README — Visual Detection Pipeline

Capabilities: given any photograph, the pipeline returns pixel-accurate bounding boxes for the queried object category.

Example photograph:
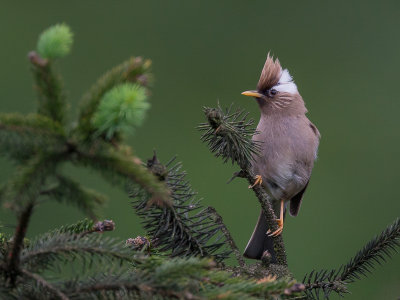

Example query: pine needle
[130,155,232,262]
[198,103,260,170]
[303,217,400,299]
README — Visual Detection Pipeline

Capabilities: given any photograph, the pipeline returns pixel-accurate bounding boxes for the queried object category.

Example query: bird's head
[242,53,306,115]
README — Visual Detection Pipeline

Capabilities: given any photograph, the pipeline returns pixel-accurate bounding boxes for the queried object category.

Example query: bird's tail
[243,209,277,261]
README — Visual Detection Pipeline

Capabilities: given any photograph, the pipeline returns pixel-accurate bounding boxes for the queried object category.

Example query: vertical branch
[74,148,172,207]
[29,51,65,124]
[199,105,288,267]
[207,207,245,267]
[6,202,34,285]
[245,172,287,266]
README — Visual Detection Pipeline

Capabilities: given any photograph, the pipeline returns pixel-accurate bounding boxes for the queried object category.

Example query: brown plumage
[257,54,281,93]
[242,54,320,260]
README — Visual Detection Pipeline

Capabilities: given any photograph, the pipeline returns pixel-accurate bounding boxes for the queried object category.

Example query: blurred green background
[1,1,399,299]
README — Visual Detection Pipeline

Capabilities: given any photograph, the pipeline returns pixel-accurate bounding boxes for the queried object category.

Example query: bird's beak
[241,90,263,98]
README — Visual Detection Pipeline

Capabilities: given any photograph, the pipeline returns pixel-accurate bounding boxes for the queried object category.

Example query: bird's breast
[251,115,318,200]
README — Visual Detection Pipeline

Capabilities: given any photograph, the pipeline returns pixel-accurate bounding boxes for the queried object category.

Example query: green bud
[92,83,150,140]
[37,23,73,59]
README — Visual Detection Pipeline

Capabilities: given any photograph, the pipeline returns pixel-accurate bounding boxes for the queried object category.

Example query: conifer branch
[198,104,260,169]
[77,56,152,139]
[62,270,195,299]
[303,217,400,299]
[74,146,171,207]
[52,219,96,235]
[60,258,207,299]
[340,217,400,282]
[206,207,245,267]
[130,155,232,262]
[5,203,34,286]
[199,104,287,266]
[58,256,302,299]
[202,270,301,299]
[40,175,106,219]
[3,154,58,211]
[20,233,132,273]
[29,52,66,125]
[302,269,347,299]
[51,219,116,241]
[3,154,57,285]
[246,172,288,266]
[0,113,65,162]
[64,276,142,299]
[21,269,68,300]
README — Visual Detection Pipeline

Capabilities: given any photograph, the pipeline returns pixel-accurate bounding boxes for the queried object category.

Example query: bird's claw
[248,175,263,189]
[267,218,284,237]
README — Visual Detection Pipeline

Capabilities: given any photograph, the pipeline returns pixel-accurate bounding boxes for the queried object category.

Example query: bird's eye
[270,89,277,96]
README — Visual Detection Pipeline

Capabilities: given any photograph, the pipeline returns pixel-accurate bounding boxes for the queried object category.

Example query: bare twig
[6,202,34,285]
[245,171,288,266]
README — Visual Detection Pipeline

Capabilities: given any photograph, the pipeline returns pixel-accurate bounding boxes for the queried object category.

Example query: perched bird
[241,54,320,260]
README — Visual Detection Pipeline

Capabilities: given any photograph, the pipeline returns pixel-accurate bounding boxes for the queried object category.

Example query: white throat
[273,69,298,94]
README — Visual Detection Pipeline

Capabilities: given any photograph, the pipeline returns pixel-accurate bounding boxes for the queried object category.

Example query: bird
[241,54,320,261]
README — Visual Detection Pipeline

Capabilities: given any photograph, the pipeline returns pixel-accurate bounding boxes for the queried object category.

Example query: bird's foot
[267,218,284,237]
[248,175,263,189]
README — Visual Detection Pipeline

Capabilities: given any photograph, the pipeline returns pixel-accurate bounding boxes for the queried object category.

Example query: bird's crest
[257,53,282,92]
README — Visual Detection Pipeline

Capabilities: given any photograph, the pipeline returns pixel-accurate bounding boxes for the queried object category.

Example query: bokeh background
[1,1,399,299]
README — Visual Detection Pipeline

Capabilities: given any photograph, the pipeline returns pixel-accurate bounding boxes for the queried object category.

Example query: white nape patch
[273,69,298,94]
